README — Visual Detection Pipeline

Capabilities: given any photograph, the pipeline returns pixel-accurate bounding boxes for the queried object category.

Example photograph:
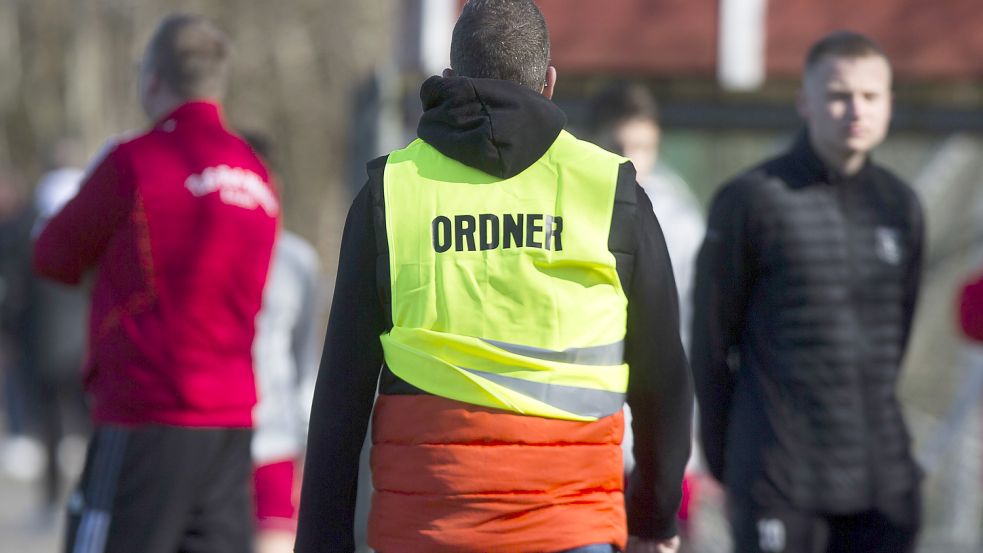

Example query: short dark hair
[586,81,660,136]
[804,30,888,73]
[146,13,230,99]
[450,0,550,91]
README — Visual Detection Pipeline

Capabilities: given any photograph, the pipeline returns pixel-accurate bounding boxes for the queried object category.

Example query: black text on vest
[432,214,563,253]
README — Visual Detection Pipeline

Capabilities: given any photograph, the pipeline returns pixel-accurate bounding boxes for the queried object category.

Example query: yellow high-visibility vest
[381,130,629,421]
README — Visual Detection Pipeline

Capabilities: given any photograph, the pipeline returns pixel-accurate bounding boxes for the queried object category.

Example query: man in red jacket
[34,14,278,553]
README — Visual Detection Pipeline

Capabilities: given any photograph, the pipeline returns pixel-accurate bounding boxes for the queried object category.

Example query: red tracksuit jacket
[34,101,279,427]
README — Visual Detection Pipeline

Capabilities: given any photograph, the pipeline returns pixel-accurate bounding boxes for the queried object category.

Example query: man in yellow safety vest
[296,2,693,552]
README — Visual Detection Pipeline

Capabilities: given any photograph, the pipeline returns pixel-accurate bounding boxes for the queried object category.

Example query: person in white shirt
[587,82,706,539]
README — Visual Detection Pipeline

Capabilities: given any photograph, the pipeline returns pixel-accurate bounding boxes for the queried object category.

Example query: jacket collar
[789,130,873,186]
[153,101,224,131]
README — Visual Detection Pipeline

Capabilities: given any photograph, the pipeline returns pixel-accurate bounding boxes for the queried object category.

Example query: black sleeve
[619,164,694,540]
[690,181,754,483]
[900,186,924,356]
[295,180,387,553]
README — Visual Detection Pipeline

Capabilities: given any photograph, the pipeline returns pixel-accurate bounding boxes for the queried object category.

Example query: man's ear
[542,65,557,99]
[442,68,456,78]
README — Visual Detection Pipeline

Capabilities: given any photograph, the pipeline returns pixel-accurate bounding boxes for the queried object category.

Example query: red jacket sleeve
[33,144,135,284]
[960,273,983,342]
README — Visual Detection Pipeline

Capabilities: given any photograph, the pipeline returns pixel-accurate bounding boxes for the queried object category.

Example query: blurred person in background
[0,168,41,481]
[587,82,707,544]
[296,1,693,552]
[34,13,279,553]
[958,272,983,343]
[26,137,91,524]
[692,31,924,553]
[244,131,322,553]
[32,139,87,235]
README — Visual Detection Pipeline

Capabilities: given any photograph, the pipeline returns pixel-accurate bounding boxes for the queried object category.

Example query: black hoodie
[295,76,693,552]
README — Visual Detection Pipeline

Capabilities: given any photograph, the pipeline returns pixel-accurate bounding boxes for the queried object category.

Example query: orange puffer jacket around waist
[368,393,627,553]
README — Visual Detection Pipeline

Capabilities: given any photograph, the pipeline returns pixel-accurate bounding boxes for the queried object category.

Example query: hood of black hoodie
[417,76,567,180]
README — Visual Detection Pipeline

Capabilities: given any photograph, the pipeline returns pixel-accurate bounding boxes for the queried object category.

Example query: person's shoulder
[646,166,701,207]
[641,168,705,237]
[279,230,320,270]
[724,144,801,196]
[92,129,145,162]
[866,161,922,219]
[218,132,273,174]
[362,154,392,206]
[711,160,776,208]
[367,154,389,174]
[557,129,627,164]
[117,124,169,150]
[869,162,917,195]
[71,134,143,183]
[34,168,85,217]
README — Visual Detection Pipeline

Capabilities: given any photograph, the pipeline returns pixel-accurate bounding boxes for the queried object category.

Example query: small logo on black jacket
[875,227,902,265]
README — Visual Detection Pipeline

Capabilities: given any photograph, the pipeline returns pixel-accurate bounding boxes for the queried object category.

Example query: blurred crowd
[0,141,90,521]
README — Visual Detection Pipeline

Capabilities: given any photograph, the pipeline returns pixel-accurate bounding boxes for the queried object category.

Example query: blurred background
[0,0,981,551]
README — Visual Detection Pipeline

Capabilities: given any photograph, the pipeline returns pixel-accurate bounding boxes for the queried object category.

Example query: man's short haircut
[450,0,550,91]
[146,14,230,99]
[586,81,659,136]
[804,30,888,73]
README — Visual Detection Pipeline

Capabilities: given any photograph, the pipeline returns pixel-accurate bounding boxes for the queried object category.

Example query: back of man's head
[804,30,888,76]
[146,14,230,100]
[586,82,660,137]
[450,0,550,91]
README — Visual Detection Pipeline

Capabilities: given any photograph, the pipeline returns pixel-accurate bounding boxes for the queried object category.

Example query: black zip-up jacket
[691,133,923,521]
[295,76,694,552]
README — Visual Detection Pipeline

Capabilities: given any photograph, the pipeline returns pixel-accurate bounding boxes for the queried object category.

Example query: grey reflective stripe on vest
[459,366,626,419]
[481,338,625,366]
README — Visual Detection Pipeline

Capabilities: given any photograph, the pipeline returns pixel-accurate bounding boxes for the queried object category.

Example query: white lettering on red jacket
[185,165,280,216]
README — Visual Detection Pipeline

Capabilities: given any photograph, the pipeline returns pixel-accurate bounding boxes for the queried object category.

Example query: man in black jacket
[296,1,691,552]
[692,31,923,553]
